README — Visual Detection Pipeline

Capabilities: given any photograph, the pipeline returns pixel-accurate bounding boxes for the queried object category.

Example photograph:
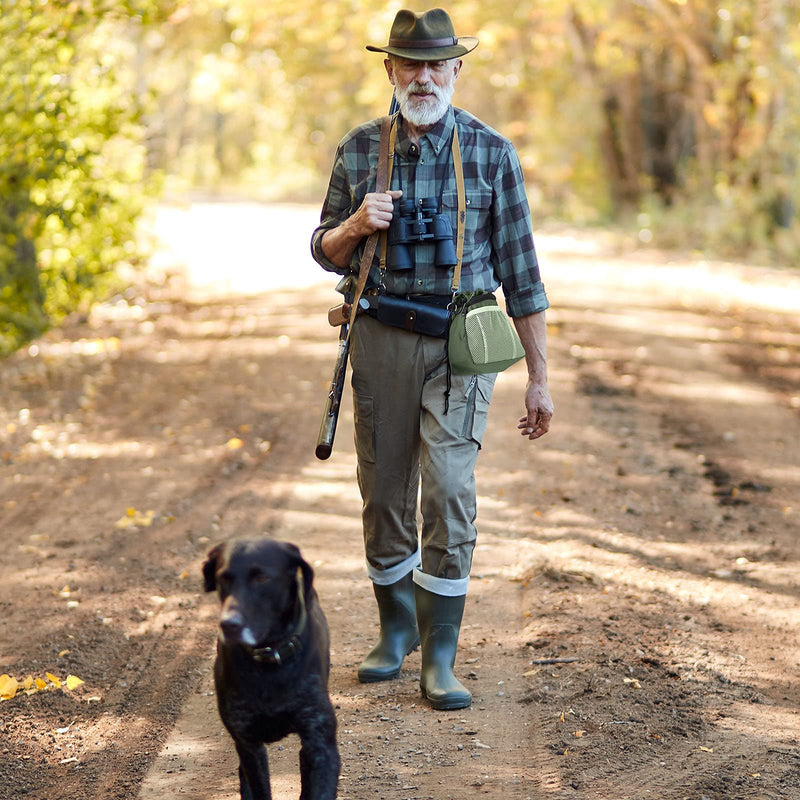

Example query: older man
[311,8,552,710]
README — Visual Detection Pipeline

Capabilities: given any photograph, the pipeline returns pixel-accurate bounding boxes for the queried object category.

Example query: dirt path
[1,206,799,800]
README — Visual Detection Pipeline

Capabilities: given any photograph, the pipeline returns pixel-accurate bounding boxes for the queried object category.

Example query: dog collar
[249,568,308,666]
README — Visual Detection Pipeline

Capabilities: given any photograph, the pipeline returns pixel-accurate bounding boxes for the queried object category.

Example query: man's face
[385,57,462,128]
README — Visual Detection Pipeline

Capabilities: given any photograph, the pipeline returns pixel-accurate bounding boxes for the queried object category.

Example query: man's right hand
[320,190,402,269]
[350,190,403,237]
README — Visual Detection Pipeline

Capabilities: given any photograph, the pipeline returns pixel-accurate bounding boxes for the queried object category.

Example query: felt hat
[366,8,478,61]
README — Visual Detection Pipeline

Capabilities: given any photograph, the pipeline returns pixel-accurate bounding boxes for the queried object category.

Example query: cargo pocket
[460,373,496,446]
[353,391,376,465]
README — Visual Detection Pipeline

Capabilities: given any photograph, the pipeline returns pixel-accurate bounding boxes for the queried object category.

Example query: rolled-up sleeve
[310,146,356,275]
[490,144,549,318]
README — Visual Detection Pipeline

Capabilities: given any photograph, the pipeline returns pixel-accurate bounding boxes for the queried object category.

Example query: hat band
[388,36,458,49]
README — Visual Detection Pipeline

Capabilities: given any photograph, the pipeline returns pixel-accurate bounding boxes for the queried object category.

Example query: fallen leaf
[226,437,244,450]
[623,677,642,689]
[0,674,18,700]
[115,509,155,529]
[58,650,70,658]
[698,746,714,753]
[46,672,62,688]
[65,675,84,691]
[22,675,33,691]
[35,677,47,691]
[573,730,586,738]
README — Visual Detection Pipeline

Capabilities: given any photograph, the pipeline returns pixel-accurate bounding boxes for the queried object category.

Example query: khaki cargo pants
[350,315,496,587]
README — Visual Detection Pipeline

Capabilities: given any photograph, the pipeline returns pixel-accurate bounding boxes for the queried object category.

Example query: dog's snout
[220,611,244,638]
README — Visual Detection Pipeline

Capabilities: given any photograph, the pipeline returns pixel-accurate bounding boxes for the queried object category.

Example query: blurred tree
[0,0,170,356]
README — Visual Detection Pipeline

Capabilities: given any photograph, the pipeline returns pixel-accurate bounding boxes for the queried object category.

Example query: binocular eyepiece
[388,197,457,271]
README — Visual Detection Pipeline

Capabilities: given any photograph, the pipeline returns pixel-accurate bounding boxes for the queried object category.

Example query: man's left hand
[517,380,553,440]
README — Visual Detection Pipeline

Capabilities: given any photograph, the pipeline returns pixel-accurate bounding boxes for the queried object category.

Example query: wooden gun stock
[315,325,350,460]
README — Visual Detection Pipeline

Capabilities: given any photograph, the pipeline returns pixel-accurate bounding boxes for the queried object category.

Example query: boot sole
[420,686,472,710]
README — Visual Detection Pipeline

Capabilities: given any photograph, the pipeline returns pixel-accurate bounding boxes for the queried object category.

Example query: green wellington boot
[358,572,420,683]
[414,584,472,710]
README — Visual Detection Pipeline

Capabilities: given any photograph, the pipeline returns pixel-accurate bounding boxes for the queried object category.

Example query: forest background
[1,0,799,355]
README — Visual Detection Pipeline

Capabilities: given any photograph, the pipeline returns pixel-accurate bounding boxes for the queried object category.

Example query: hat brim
[366,37,478,61]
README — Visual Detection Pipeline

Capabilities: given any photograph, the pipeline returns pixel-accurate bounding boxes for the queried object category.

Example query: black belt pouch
[374,295,452,338]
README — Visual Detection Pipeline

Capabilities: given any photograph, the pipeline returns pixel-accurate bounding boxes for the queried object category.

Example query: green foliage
[0,0,167,356]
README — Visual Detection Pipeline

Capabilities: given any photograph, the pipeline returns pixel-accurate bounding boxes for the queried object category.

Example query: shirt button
[409,144,419,156]
[417,280,424,286]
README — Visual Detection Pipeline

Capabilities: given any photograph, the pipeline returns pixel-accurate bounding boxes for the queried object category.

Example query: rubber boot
[415,584,472,710]
[358,572,420,683]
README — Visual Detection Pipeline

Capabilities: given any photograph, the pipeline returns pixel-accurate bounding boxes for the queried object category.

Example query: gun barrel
[315,330,350,460]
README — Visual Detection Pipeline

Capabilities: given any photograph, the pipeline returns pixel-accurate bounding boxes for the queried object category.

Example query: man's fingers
[518,412,550,439]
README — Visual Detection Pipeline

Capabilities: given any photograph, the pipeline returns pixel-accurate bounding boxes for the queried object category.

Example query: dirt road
[1,204,799,800]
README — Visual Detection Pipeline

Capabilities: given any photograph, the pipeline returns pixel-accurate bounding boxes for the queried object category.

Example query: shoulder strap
[450,123,466,294]
[346,115,395,338]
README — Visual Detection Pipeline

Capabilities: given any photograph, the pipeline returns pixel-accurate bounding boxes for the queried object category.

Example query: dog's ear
[279,541,314,600]
[202,543,225,592]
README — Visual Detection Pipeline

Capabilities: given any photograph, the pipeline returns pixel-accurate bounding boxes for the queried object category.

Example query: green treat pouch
[448,292,525,375]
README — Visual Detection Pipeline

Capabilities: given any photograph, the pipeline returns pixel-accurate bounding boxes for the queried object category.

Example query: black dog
[203,538,340,800]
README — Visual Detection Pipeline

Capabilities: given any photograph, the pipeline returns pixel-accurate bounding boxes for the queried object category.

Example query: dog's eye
[249,571,269,585]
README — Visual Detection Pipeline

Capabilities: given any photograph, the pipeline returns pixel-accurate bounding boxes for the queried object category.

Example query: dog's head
[202,538,315,648]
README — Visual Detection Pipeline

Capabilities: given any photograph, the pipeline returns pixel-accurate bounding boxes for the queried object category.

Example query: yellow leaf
[65,675,84,691]
[22,675,33,690]
[178,570,189,580]
[573,730,586,738]
[698,746,714,753]
[0,674,19,700]
[115,509,155,529]
[35,677,48,691]
[58,650,71,658]
[46,672,62,688]
[226,437,244,450]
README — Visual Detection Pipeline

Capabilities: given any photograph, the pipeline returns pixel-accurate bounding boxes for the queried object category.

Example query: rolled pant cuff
[412,568,469,597]
[367,547,421,586]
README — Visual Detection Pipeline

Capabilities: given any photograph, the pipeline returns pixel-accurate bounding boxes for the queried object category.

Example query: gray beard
[395,80,454,127]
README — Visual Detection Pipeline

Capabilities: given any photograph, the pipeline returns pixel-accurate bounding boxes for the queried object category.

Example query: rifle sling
[346,114,394,340]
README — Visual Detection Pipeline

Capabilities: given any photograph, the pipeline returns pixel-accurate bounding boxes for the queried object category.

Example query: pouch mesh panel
[464,306,519,364]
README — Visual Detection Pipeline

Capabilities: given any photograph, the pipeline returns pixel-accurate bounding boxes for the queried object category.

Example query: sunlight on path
[148,201,327,295]
[146,201,800,314]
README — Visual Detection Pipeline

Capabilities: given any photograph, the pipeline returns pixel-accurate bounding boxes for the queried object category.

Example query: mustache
[408,81,440,97]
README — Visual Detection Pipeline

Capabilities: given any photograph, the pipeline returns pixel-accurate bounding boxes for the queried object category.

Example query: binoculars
[388,197,457,270]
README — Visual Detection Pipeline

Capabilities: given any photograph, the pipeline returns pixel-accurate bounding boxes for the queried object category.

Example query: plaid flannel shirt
[311,106,548,318]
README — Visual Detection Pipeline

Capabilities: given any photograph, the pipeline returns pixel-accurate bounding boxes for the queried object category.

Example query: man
[311,8,552,710]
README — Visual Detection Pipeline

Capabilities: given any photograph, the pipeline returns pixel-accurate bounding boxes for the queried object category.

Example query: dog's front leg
[235,741,272,800]
[298,730,340,800]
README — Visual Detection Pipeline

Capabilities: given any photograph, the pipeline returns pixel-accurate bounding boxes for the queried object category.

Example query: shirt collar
[396,106,455,159]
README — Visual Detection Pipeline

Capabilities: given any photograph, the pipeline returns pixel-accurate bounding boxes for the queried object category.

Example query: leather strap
[450,123,466,295]
[346,114,395,339]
